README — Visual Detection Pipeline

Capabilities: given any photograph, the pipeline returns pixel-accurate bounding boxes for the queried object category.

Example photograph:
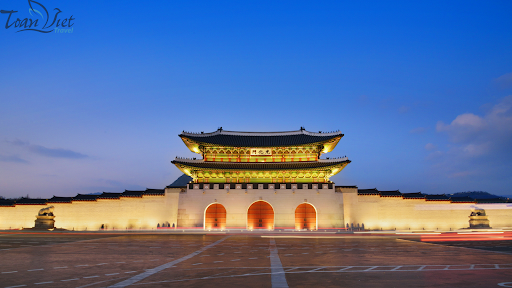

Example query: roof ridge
[180,128,342,137]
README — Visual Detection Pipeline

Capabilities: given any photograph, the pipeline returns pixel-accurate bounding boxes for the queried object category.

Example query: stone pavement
[0,232,511,287]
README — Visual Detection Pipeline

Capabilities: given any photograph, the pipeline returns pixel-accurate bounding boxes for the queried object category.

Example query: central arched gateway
[295,203,317,230]
[247,201,274,230]
[204,203,226,229]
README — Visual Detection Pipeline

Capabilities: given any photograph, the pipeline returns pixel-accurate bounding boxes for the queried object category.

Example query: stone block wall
[0,189,180,230]
[341,191,512,230]
[177,184,345,229]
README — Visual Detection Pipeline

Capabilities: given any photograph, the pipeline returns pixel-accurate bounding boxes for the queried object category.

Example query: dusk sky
[1,1,511,198]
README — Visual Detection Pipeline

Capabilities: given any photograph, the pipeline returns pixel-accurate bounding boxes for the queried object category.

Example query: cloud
[28,145,88,159]
[429,96,512,180]
[436,113,486,143]
[410,127,427,134]
[424,143,437,151]
[494,72,512,89]
[436,95,512,155]
[398,106,410,114]
[461,143,490,157]
[0,155,29,164]
[6,140,88,159]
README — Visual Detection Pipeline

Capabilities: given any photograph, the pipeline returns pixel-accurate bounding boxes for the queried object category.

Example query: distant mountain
[85,192,102,195]
[447,191,507,200]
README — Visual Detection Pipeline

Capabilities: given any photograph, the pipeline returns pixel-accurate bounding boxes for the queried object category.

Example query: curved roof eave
[179,128,344,152]
[171,158,350,171]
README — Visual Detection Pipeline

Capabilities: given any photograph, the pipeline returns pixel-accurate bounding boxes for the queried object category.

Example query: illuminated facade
[172,128,350,183]
[1,128,512,232]
[173,128,350,230]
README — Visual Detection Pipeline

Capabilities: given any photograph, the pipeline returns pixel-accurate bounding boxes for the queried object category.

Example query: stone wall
[341,190,512,230]
[0,189,180,230]
[177,184,345,229]
[2,185,511,231]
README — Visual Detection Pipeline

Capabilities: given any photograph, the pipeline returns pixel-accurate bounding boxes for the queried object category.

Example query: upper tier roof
[180,128,343,147]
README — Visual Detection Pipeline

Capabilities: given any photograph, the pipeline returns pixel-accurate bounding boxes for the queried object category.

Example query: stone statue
[38,206,54,216]
[468,208,490,229]
[34,206,55,230]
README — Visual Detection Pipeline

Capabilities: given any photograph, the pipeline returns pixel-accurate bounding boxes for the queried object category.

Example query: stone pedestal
[469,215,490,229]
[34,215,55,230]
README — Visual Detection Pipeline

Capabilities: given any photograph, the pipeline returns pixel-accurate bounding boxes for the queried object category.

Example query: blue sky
[1,0,511,198]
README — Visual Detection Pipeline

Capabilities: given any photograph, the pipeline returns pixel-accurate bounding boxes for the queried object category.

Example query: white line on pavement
[269,238,289,288]
[108,236,229,288]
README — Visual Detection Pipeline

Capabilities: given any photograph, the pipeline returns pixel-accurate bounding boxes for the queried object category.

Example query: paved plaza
[1,232,512,287]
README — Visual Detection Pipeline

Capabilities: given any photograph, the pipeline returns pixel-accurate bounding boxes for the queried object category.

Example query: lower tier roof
[172,158,350,170]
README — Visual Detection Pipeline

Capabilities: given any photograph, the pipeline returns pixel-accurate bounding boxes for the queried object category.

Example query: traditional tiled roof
[172,158,350,170]
[144,189,165,196]
[475,198,507,203]
[1,188,166,207]
[15,198,48,205]
[180,128,343,147]
[122,190,144,198]
[0,200,16,207]
[97,192,122,199]
[47,196,73,203]
[379,190,402,197]
[358,188,379,195]
[73,194,98,201]
[402,192,425,199]
[425,194,450,201]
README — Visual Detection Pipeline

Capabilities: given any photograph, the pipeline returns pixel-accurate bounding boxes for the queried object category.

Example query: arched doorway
[295,203,317,230]
[204,203,226,229]
[247,201,274,230]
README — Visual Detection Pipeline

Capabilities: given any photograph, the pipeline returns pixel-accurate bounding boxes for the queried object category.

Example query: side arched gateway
[247,201,274,230]
[295,203,317,230]
[204,203,226,229]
